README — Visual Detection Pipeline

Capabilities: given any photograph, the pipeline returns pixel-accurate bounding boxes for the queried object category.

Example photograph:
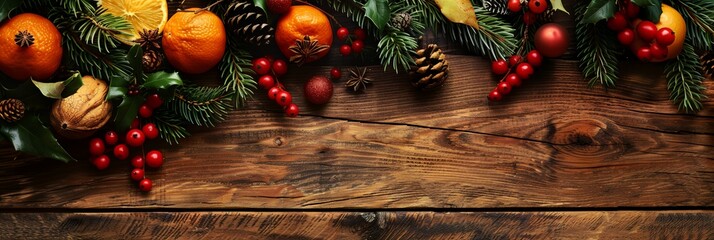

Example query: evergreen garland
[151,109,190,145]
[665,43,706,112]
[669,0,714,52]
[167,86,231,127]
[575,1,620,88]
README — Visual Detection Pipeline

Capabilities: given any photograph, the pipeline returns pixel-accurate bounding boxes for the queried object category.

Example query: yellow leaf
[434,0,479,29]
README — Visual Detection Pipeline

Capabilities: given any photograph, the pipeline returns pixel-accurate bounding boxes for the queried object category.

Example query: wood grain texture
[1,211,712,239]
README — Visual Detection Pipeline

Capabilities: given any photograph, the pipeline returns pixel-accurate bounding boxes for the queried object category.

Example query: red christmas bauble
[534,23,570,58]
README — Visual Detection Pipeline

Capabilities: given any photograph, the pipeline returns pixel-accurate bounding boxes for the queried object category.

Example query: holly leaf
[583,0,616,23]
[0,0,23,22]
[434,0,479,29]
[127,45,144,82]
[114,95,142,132]
[107,75,129,101]
[31,72,83,99]
[253,0,268,17]
[142,71,183,90]
[364,0,390,30]
[639,0,662,23]
[0,115,75,162]
[550,0,569,14]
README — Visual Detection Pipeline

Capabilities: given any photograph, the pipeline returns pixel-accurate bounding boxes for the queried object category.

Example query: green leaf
[550,0,569,14]
[0,0,22,22]
[364,0,390,30]
[127,45,144,82]
[640,1,662,23]
[107,75,129,101]
[253,0,268,17]
[0,115,75,162]
[583,0,616,23]
[113,95,143,132]
[31,73,83,99]
[142,71,183,90]
[1,80,51,112]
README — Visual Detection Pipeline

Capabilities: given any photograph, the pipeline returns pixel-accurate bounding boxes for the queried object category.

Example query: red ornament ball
[534,23,570,58]
[304,75,333,105]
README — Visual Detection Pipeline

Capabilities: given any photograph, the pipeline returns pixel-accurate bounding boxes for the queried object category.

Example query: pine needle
[664,43,707,112]
[670,0,714,51]
[575,1,621,88]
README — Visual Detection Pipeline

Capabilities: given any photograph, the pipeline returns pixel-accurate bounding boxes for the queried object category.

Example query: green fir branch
[219,39,257,108]
[669,0,714,51]
[377,27,417,73]
[151,109,190,145]
[444,6,517,60]
[575,1,621,88]
[166,86,232,127]
[75,9,133,53]
[664,43,707,112]
[60,31,131,80]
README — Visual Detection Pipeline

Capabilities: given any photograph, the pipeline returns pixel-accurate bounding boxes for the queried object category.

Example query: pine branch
[377,27,417,73]
[219,38,257,108]
[60,0,96,16]
[669,0,714,51]
[575,1,621,88]
[75,9,133,53]
[444,6,517,60]
[664,43,707,112]
[151,109,190,145]
[167,86,232,127]
[60,31,131,80]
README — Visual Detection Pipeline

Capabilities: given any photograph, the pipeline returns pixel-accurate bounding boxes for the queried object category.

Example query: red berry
[339,44,352,56]
[523,11,536,25]
[130,168,145,181]
[268,87,281,100]
[285,103,299,117]
[526,50,543,67]
[351,40,364,54]
[131,155,144,168]
[505,73,522,87]
[515,63,534,80]
[131,118,140,129]
[607,12,628,32]
[142,123,159,140]
[92,155,110,170]
[507,0,522,12]
[625,2,640,19]
[353,27,366,40]
[138,178,152,192]
[276,91,293,107]
[487,90,503,102]
[125,129,145,147]
[336,27,349,41]
[497,82,512,95]
[252,57,272,75]
[104,131,119,146]
[266,0,292,15]
[145,93,163,109]
[330,67,341,79]
[655,28,675,46]
[636,47,652,62]
[649,43,668,60]
[508,55,522,66]
[258,75,276,90]
[618,28,635,46]
[138,104,153,118]
[89,138,105,156]
[491,60,509,75]
[528,0,548,14]
[636,21,658,42]
[272,59,288,77]
[146,150,163,168]
[262,55,275,63]
[113,144,129,160]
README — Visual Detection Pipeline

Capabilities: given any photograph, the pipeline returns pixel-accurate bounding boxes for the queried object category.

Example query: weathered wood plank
[1,211,712,239]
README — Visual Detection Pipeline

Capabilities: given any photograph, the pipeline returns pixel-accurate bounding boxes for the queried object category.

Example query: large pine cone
[51,76,112,139]
[224,1,274,46]
[410,44,449,90]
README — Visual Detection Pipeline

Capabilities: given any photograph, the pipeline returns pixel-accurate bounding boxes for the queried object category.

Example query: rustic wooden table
[1,1,713,239]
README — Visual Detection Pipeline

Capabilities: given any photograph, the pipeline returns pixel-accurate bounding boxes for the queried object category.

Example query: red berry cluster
[508,0,548,24]
[336,27,366,56]
[253,56,299,117]
[88,93,164,192]
[607,0,674,62]
[488,50,543,101]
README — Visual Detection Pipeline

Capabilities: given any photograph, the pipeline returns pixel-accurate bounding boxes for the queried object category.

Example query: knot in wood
[274,137,284,147]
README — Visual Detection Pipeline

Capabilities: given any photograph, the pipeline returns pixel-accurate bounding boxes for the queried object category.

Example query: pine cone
[224,1,274,46]
[483,0,509,15]
[0,98,25,123]
[702,51,714,78]
[143,49,164,72]
[410,44,448,90]
[390,12,412,31]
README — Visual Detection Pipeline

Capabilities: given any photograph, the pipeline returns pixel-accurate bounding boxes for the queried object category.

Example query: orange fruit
[0,13,62,81]
[162,8,226,74]
[631,4,686,62]
[275,5,333,63]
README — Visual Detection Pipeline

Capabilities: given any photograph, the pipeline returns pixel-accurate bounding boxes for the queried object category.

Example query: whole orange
[162,8,226,74]
[275,5,333,63]
[0,13,62,81]
[631,4,686,62]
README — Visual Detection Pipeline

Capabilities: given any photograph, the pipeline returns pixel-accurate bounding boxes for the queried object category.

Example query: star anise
[134,29,162,50]
[346,67,372,92]
[289,35,329,66]
[14,30,34,47]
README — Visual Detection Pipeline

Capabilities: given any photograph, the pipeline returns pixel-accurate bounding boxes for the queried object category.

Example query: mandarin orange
[0,13,63,81]
[162,8,226,74]
[275,5,333,63]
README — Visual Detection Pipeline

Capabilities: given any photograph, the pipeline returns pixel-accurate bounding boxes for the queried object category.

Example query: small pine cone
[483,0,509,15]
[702,51,714,78]
[0,98,26,123]
[539,9,556,22]
[142,49,164,72]
[224,1,274,46]
[410,44,449,90]
[390,12,412,31]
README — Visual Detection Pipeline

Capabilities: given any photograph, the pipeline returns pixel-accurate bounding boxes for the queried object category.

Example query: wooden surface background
[1,0,713,239]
